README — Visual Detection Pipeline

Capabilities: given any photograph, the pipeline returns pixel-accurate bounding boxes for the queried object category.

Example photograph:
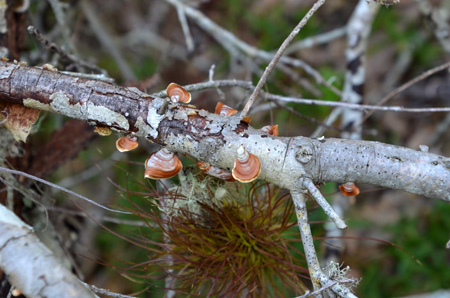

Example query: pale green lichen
[49,92,129,130]
[23,98,53,112]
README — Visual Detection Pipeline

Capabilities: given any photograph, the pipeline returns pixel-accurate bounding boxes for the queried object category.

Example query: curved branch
[0,61,449,202]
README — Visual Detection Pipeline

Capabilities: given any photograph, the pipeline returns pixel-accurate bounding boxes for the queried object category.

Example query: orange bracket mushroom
[144,148,182,179]
[215,102,238,116]
[197,161,235,182]
[339,182,360,196]
[166,83,191,103]
[116,135,139,152]
[232,145,261,183]
[260,125,279,136]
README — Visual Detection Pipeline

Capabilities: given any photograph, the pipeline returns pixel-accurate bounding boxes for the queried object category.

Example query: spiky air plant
[115,167,311,297]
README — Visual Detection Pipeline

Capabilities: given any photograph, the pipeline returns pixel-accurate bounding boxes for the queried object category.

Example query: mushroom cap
[215,102,238,116]
[166,83,191,103]
[339,182,360,196]
[144,148,182,179]
[198,161,235,182]
[232,146,261,183]
[197,161,211,171]
[116,135,139,152]
[260,125,279,136]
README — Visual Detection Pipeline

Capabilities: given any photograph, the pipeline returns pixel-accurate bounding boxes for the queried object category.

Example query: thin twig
[175,2,194,53]
[241,0,327,117]
[0,167,131,215]
[80,0,136,81]
[355,60,450,128]
[291,191,323,292]
[301,179,347,230]
[82,282,135,298]
[152,79,450,113]
[285,26,347,54]
[165,0,340,97]
[46,206,150,227]
[27,26,108,75]
[296,279,356,298]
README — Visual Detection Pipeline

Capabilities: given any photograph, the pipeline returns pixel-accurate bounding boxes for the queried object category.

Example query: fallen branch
[0,204,96,298]
[0,61,448,204]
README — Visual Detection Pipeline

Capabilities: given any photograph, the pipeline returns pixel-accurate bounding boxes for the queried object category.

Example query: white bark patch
[146,104,165,131]
[0,63,20,79]
[0,204,33,231]
[49,92,129,130]
[136,116,159,139]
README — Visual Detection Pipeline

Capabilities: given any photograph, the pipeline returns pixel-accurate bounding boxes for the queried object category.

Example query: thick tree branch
[0,204,96,298]
[0,61,449,202]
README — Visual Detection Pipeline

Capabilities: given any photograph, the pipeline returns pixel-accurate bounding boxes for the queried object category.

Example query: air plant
[120,169,310,297]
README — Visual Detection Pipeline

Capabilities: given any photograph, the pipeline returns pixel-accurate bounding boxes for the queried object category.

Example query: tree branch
[0,61,449,203]
[0,204,96,298]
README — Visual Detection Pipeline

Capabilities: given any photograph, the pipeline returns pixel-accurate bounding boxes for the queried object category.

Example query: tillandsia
[119,171,310,297]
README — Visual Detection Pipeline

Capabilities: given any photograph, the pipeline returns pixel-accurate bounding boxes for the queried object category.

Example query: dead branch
[0,61,449,203]
[0,204,96,298]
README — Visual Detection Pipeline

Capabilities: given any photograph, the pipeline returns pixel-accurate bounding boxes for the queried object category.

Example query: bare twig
[27,26,107,74]
[355,60,450,128]
[153,79,450,113]
[241,0,327,117]
[165,0,341,98]
[296,279,356,298]
[291,191,323,292]
[301,179,347,230]
[82,282,135,298]
[285,26,347,54]
[175,2,194,53]
[79,0,136,81]
[0,167,131,215]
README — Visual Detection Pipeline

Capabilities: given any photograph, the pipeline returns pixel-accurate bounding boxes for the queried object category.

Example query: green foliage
[357,201,450,297]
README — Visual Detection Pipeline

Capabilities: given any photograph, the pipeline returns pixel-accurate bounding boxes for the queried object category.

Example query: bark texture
[0,204,96,298]
[0,61,449,201]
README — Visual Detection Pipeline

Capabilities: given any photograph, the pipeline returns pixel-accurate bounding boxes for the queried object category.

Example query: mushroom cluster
[112,83,280,183]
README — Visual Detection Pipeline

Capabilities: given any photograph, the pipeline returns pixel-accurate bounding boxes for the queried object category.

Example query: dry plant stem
[0,204,97,298]
[315,272,358,298]
[340,0,379,139]
[165,0,340,96]
[82,282,134,298]
[175,3,194,53]
[0,166,131,215]
[79,0,136,81]
[241,0,327,117]
[0,61,449,202]
[27,26,107,75]
[322,0,378,264]
[415,0,450,55]
[285,26,347,54]
[291,191,323,293]
[301,179,347,230]
[292,192,356,298]
[296,279,356,298]
[48,0,77,54]
[153,79,450,113]
[355,60,450,128]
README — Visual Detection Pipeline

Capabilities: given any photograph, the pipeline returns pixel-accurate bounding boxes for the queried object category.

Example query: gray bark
[0,61,449,202]
[0,204,96,298]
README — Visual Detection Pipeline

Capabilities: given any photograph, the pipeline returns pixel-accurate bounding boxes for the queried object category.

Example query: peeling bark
[0,61,449,202]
